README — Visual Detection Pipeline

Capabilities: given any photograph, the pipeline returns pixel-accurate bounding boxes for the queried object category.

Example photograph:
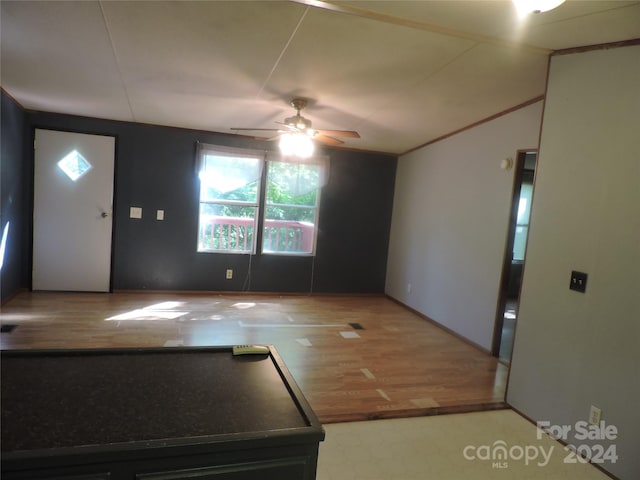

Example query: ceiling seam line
[98,0,136,121]
[256,6,310,100]
[352,42,480,132]
[290,0,551,56]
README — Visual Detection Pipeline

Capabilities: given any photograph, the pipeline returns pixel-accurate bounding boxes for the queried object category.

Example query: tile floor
[317,409,610,479]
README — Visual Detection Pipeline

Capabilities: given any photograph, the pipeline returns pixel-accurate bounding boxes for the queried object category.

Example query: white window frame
[261,155,328,256]
[196,143,264,254]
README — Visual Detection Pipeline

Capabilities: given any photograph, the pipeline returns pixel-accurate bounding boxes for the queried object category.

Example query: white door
[33,129,115,291]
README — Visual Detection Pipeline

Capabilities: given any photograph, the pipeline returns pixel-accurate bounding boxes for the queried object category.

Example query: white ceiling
[2,1,639,154]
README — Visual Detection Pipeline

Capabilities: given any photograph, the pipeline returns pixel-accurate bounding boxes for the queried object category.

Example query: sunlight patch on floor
[105,309,189,321]
[232,302,256,309]
[144,301,185,310]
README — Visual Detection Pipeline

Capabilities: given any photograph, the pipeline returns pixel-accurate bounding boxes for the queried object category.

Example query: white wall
[386,100,543,350]
[507,45,640,480]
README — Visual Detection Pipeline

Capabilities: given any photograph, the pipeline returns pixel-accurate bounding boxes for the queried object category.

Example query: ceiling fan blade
[313,134,344,146]
[315,129,360,138]
[230,127,281,133]
[275,122,300,132]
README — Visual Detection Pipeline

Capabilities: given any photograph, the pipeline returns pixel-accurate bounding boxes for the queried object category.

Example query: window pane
[200,155,261,202]
[200,179,259,203]
[267,161,322,201]
[267,182,317,207]
[516,183,533,224]
[198,203,257,253]
[264,205,316,223]
[263,206,316,254]
[513,182,533,261]
[513,226,528,261]
[262,159,326,256]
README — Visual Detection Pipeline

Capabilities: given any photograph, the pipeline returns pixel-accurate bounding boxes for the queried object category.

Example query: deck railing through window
[199,216,314,254]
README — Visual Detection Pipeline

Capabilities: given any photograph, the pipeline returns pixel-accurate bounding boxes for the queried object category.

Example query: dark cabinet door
[137,458,309,480]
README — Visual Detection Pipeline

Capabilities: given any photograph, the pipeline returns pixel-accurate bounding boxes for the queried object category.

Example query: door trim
[491,149,536,359]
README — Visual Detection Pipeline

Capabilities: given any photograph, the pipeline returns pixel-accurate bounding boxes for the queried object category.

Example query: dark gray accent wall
[26,110,397,293]
[314,149,397,293]
[1,91,30,302]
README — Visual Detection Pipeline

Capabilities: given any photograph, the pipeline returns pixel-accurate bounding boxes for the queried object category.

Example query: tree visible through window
[263,159,327,255]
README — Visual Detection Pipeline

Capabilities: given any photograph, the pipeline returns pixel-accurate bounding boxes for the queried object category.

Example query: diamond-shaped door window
[58,150,92,181]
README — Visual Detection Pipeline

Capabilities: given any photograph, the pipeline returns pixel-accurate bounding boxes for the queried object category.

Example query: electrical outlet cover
[589,405,602,425]
[570,270,588,293]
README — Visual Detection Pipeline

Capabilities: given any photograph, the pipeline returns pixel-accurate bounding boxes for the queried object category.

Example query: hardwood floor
[0,292,507,423]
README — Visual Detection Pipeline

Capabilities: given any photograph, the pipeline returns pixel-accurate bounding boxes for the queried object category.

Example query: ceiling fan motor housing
[230,96,358,145]
[286,98,313,130]
[285,114,312,130]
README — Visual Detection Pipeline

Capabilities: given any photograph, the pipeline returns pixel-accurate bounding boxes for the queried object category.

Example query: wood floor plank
[0,292,507,423]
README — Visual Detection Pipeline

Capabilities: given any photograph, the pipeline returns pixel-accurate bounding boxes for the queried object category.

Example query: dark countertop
[1,347,314,453]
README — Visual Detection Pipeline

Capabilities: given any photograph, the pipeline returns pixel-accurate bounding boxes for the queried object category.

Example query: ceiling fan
[231,98,360,146]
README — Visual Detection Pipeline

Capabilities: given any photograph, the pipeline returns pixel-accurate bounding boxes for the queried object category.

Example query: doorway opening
[492,150,537,363]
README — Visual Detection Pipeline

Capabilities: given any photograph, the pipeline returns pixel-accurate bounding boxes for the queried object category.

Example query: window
[58,150,92,181]
[196,143,327,256]
[197,144,263,253]
[263,156,328,255]
[513,182,533,261]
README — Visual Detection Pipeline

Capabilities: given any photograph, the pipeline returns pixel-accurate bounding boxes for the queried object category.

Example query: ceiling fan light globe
[279,133,295,156]
[298,118,312,130]
[512,0,565,15]
[298,136,315,158]
[279,133,314,158]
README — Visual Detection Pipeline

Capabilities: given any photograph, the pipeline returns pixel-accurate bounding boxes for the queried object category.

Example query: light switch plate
[157,209,164,221]
[129,207,142,219]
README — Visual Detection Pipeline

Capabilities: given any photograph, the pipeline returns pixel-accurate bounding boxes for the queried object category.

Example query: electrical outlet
[589,405,602,425]
[226,269,233,280]
[407,283,412,294]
